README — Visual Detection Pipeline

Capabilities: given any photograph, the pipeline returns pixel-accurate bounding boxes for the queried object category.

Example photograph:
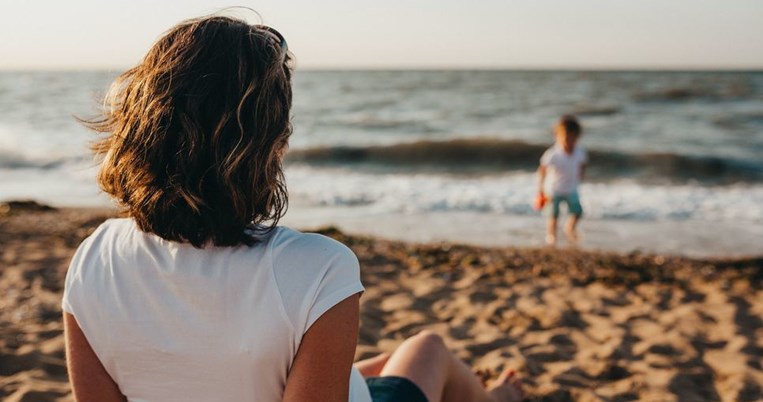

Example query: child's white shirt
[540,143,587,196]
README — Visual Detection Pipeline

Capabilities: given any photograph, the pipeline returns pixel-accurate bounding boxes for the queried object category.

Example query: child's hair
[556,114,582,136]
[82,15,294,248]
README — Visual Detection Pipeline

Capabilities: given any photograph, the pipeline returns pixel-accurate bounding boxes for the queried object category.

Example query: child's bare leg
[379,331,522,402]
[354,352,391,377]
[546,218,557,245]
[564,215,580,243]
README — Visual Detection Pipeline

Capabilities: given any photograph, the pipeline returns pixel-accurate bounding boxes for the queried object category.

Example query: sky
[1,0,762,70]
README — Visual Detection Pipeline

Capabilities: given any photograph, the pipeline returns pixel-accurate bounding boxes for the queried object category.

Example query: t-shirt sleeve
[61,234,95,315]
[578,147,588,164]
[540,148,554,166]
[271,231,364,348]
[303,248,363,330]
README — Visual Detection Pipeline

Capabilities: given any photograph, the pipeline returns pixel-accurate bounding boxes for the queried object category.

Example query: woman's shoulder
[268,227,363,338]
[270,226,357,262]
[62,218,141,313]
[268,226,360,293]
[73,218,136,253]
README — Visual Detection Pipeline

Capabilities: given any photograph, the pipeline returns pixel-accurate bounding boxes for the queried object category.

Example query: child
[537,115,587,246]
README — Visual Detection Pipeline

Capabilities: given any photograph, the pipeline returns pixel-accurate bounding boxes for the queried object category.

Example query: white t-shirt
[540,143,587,196]
[62,218,371,402]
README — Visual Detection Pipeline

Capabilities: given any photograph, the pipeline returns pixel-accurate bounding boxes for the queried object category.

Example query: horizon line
[1,65,762,73]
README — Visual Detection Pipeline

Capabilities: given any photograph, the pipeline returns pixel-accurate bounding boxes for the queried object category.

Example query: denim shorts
[366,376,428,402]
[546,192,583,218]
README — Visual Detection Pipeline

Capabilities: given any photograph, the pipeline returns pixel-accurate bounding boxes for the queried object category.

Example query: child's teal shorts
[546,192,583,218]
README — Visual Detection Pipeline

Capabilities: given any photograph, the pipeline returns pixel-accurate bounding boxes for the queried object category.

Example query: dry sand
[1,202,761,401]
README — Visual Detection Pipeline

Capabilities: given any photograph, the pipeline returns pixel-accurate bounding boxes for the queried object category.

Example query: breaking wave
[286,138,763,184]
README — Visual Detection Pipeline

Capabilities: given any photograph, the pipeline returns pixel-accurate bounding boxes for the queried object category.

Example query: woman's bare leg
[378,331,522,402]
[354,352,391,377]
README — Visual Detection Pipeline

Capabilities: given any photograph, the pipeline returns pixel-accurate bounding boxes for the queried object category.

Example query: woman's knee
[406,330,446,353]
[385,330,449,372]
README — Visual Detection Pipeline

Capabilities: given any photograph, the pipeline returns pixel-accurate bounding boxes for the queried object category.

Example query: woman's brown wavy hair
[83,15,293,247]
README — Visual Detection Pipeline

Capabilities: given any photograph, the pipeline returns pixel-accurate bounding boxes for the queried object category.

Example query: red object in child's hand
[533,192,548,211]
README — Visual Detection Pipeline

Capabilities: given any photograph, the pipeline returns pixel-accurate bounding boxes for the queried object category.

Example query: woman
[63,14,523,402]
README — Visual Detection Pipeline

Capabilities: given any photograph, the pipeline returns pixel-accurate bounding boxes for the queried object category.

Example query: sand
[1,202,761,401]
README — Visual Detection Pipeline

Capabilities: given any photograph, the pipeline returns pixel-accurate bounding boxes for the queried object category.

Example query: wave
[286,166,763,224]
[0,150,72,170]
[286,138,763,184]
[633,83,756,102]
[713,112,763,131]
[569,106,620,117]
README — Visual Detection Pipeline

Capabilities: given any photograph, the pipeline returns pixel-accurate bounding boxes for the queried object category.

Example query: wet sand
[281,205,763,259]
[1,203,761,401]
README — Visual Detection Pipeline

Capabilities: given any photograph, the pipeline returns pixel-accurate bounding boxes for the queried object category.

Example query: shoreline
[283,204,763,260]
[1,204,762,401]
[3,199,760,259]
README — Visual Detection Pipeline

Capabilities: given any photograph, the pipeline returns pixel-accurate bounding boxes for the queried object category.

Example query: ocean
[1,70,762,256]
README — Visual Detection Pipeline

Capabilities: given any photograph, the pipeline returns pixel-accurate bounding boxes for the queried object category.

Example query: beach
[0,2,761,400]
[1,203,761,401]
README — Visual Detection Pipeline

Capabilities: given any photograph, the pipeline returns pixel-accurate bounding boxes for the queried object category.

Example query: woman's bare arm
[283,294,360,402]
[64,313,126,402]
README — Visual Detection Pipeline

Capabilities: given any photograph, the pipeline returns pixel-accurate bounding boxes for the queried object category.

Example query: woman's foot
[487,368,524,402]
